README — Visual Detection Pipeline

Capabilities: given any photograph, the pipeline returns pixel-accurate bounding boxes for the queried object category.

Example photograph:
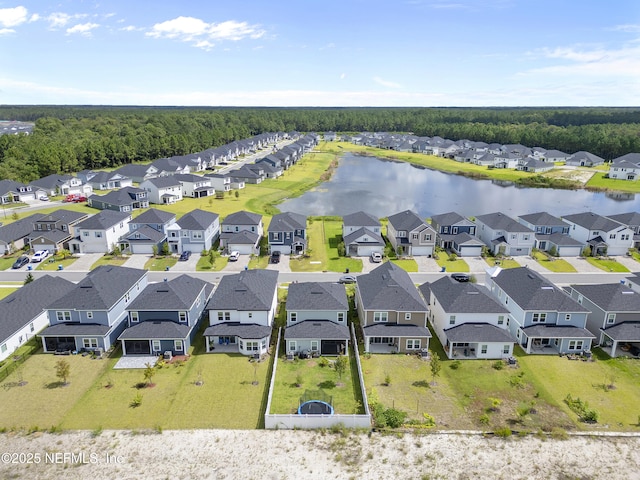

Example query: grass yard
[36,255,79,271]
[531,250,576,273]
[248,255,270,269]
[587,172,640,194]
[483,257,521,269]
[434,251,470,272]
[390,259,418,272]
[196,255,228,271]
[270,355,364,415]
[0,253,22,270]
[90,254,129,270]
[585,257,630,272]
[144,255,178,271]
[0,287,18,299]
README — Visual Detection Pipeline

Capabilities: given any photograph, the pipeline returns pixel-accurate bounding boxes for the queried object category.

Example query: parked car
[179,250,192,261]
[39,195,49,201]
[451,272,470,282]
[31,250,49,263]
[270,251,281,264]
[338,274,357,284]
[11,255,30,269]
[229,251,240,261]
[371,252,382,263]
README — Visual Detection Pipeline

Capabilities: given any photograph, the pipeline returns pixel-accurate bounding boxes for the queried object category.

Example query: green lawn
[0,287,18,300]
[390,259,418,272]
[35,255,79,271]
[585,257,630,272]
[531,250,576,273]
[248,255,269,269]
[0,253,22,270]
[587,172,640,193]
[90,254,129,270]
[144,255,178,271]
[484,257,521,269]
[196,255,228,271]
[434,251,470,272]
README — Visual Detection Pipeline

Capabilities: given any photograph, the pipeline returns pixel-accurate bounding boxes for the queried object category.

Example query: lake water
[279,153,640,218]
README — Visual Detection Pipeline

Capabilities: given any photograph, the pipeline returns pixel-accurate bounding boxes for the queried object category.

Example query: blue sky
[1,0,639,106]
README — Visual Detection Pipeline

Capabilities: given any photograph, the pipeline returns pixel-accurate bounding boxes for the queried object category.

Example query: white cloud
[613,24,640,33]
[0,6,28,27]
[0,28,15,35]
[374,76,402,88]
[66,22,99,36]
[146,16,265,49]
[29,13,39,22]
[340,73,346,80]
[47,12,87,29]
[120,25,142,32]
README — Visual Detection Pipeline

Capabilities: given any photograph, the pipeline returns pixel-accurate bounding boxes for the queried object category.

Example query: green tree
[143,363,156,386]
[334,355,348,380]
[208,249,216,266]
[152,244,159,257]
[234,190,240,199]
[24,272,34,284]
[55,359,71,386]
[161,241,170,256]
[430,350,441,384]
[58,248,72,259]
[582,246,592,257]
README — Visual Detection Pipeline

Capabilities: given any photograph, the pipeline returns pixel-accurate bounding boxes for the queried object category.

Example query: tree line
[1,106,639,183]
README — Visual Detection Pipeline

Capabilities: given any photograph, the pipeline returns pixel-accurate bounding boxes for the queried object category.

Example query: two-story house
[204,173,232,193]
[204,269,278,356]
[119,275,213,356]
[566,151,605,167]
[420,277,512,359]
[69,210,131,254]
[39,266,148,353]
[27,209,89,254]
[87,186,149,212]
[475,212,535,256]
[119,208,176,254]
[518,212,584,257]
[0,214,45,255]
[166,209,219,254]
[429,211,484,257]
[0,179,43,204]
[30,174,92,197]
[174,173,215,198]
[387,210,436,257]
[485,267,594,354]
[341,211,385,257]
[79,170,133,191]
[608,155,640,181]
[219,210,263,255]
[606,212,640,249]
[562,212,634,256]
[356,262,431,353]
[268,212,307,255]
[284,282,350,356]
[140,177,183,205]
[112,164,158,184]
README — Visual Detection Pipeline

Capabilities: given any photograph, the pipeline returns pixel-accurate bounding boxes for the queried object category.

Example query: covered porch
[362,323,431,354]
[600,322,640,358]
[39,323,111,354]
[203,322,271,356]
[520,325,595,355]
[284,320,350,357]
[443,323,514,359]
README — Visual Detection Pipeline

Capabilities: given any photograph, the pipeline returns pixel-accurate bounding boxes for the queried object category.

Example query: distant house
[606,212,640,248]
[0,179,42,204]
[166,209,219,254]
[0,275,75,362]
[356,262,431,354]
[608,154,640,180]
[230,166,263,184]
[30,174,92,197]
[219,210,263,255]
[565,151,605,167]
[0,214,45,255]
[542,149,571,163]
[518,212,583,257]
[80,171,132,191]
[113,164,158,184]
[387,210,436,257]
[204,269,278,356]
[475,212,535,256]
[268,212,307,255]
[119,208,176,254]
[27,209,89,254]
[562,212,633,256]
[421,277,513,359]
[284,282,350,356]
[39,266,148,353]
[119,275,213,356]
[140,176,183,205]
[204,173,232,192]
[69,210,131,254]
[430,212,483,257]
[174,173,215,198]
[151,157,191,177]
[87,186,149,212]
[342,211,385,257]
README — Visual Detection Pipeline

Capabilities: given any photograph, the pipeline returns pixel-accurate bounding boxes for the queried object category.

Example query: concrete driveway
[64,253,104,271]
[172,253,200,272]
[266,254,291,273]
[223,253,251,272]
[560,256,610,273]
[122,254,152,270]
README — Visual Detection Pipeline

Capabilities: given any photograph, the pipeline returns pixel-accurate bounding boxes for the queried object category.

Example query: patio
[113,355,159,369]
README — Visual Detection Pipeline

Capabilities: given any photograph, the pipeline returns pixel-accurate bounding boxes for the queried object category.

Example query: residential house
[284,282,350,356]
[112,164,158,184]
[219,210,263,255]
[230,166,263,184]
[387,210,436,257]
[518,212,583,257]
[151,157,191,176]
[356,262,431,353]
[0,179,43,204]
[0,214,45,255]
[203,269,278,356]
[485,267,594,354]
[204,173,232,192]
[80,171,132,191]
[30,174,92,197]
[430,212,484,257]
[27,209,89,254]
[119,275,213,356]
[542,149,571,163]
[341,211,385,257]
[566,151,605,167]
[474,212,535,256]
[174,173,215,198]
[140,176,183,205]
[39,266,148,353]
[69,210,131,254]
[562,212,633,256]
[606,212,640,248]
[87,186,149,212]
[420,277,512,359]
[567,283,640,358]
[517,158,554,173]
[119,208,176,254]
[268,212,307,255]
[0,275,76,362]
[608,153,640,180]
[166,209,219,254]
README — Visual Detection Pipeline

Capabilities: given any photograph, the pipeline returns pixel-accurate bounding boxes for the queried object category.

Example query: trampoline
[298,400,334,415]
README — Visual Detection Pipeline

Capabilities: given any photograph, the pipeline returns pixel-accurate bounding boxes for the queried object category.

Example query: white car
[371,252,383,263]
[229,251,240,261]
[31,250,49,263]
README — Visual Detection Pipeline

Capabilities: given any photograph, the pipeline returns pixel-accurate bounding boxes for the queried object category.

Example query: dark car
[451,273,470,282]
[11,255,30,269]
[179,250,192,261]
[270,251,281,264]
[338,274,357,284]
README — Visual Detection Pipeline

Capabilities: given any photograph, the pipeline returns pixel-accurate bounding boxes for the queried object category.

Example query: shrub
[130,393,143,408]
[384,373,392,386]
[494,427,512,438]
[318,356,329,368]
[564,393,599,423]
[479,414,490,425]
[449,360,462,370]
[372,403,407,429]
[492,360,504,370]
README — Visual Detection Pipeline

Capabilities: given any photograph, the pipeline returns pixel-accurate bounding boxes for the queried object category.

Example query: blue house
[430,211,484,257]
[39,266,148,353]
[118,275,213,356]
[517,212,583,257]
[268,212,307,255]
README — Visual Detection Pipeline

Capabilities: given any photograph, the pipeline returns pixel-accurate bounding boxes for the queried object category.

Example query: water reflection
[279,153,640,218]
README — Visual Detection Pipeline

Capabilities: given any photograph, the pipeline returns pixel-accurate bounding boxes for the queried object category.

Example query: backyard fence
[0,343,39,384]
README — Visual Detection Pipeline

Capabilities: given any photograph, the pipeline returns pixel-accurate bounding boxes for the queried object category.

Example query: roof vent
[466,291,480,295]
[527,274,535,279]
[541,286,554,290]
[622,290,634,295]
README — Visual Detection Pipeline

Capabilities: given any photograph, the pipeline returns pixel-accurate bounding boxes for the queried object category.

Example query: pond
[279,153,640,218]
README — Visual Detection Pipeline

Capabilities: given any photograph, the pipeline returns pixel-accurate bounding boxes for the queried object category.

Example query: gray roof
[567,151,605,164]
[607,212,640,227]
[0,275,76,343]
[286,282,348,311]
[89,186,147,206]
[143,176,181,188]
[37,209,88,225]
[30,174,77,191]
[222,210,262,226]
[612,153,640,163]
[284,320,349,340]
[129,275,210,311]
[132,208,176,225]
[430,211,467,227]
[203,322,272,339]
[519,211,568,228]
[40,323,111,337]
[0,179,29,196]
[491,267,588,312]
[569,283,640,312]
[76,210,131,230]
[177,209,219,231]
[206,269,278,311]
[357,262,428,312]
[342,211,380,228]
[343,227,385,247]
[541,233,584,247]
[114,164,155,178]
[174,173,207,183]
[0,214,44,243]
[269,212,307,232]
[388,210,425,232]
[444,323,514,343]
[421,277,509,314]
[121,225,166,243]
[600,322,640,342]
[521,325,595,339]
[119,320,192,340]
[219,230,260,245]
[562,212,624,232]
[363,323,431,338]
[475,212,534,232]
[48,265,147,310]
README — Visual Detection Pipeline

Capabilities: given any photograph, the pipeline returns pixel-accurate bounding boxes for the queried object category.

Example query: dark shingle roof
[206,269,278,311]
[570,283,640,312]
[203,322,271,339]
[606,212,640,227]
[40,323,111,336]
[143,176,181,188]
[222,210,262,226]
[600,322,640,341]
[129,275,209,311]
[219,230,260,245]
[363,323,431,337]
[421,277,509,314]
[518,211,568,227]
[475,212,534,232]
[76,210,131,230]
[444,323,514,343]
[388,210,425,232]
[286,282,348,311]
[342,211,380,228]
[430,211,466,227]
[521,325,595,338]
[562,212,624,232]
[89,187,146,206]
[118,321,192,340]
[0,214,44,243]
[343,227,385,247]
[269,212,307,232]
[357,262,427,312]
[284,320,349,340]
[177,209,219,231]
[132,208,176,225]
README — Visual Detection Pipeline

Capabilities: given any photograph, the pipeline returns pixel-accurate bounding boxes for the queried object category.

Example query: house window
[449,315,456,325]
[565,314,571,322]
[246,341,259,351]
[0,344,6,353]
[152,340,161,352]
[337,312,345,323]
[424,234,431,241]
[532,313,547,323]
[29,322,34,333]
[130,311,139,323]
[83,338,98,349]
[609,233,616,239]
[82,231,89,237]
[373,312,388,323]
[178,312,187,323]
[289,341,297,352]
[125,292,130,303]
[503,344,510,354]
[248,312,253,319]
[86,311,93,319]
[511,234,517,239]
[192,232,203,239]
[406,339,421,350]
[95,232,102,238]
[481,345,488,354]
[523,235,530,241]
[443,227,449,233]
[497,316,504,325]
[174,340,184,352]
[412,233,419,240]
[290,312,297,323]
[310,341,319,352]
[568,340,583,351]
[56,311,72,322]
[577,294,583,304]
[606,313,616,324]
[218,311,231,322]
